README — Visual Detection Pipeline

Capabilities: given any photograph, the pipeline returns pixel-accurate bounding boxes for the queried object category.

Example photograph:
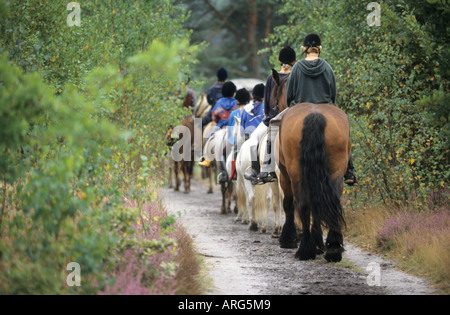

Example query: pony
[277,102,351,263]
[234,115,283,236]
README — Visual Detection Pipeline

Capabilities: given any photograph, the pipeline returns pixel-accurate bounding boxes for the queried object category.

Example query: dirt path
[162,179,435,295]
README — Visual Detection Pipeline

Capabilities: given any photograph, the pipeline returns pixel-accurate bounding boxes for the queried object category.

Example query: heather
[346,204,450,293]
[99,199,202,295]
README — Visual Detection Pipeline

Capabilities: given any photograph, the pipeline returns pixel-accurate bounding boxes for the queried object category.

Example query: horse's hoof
[295,249,316,261]
[279,231,298,248]
[325,246,344,263]
[325,252,342,263]
[280,242,297,249]
[249,222,258,231]
[207,189,213,194]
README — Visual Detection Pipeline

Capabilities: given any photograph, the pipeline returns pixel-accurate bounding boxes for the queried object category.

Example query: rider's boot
[344,154,358,186]
[254,139,277,185]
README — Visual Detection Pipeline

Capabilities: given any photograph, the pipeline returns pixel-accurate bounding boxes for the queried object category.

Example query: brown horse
[172,116,195,194]
[277,102,350,262]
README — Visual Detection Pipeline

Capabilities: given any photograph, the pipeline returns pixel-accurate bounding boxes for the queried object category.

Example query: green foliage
[266,0,449,208]
[0,0,200,294]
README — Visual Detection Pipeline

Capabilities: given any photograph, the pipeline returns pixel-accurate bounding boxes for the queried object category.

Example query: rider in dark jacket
[286,33,357,186]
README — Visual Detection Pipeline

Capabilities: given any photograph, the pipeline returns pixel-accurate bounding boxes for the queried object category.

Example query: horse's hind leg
[279,195,297,248]
[295,202,316,261]
[311,219,325,255]
[324,176,345,262]
[207,167,213,194]
[174,161,180,191]
[325,229,344,263]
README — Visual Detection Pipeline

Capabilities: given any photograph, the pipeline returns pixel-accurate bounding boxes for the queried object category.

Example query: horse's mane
[270,73,289,112]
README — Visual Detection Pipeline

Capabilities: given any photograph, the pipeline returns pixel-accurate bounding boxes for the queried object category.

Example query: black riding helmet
[222,81,237,98]
[303,33,322,54]
[252,84,265,102]
[235,88,251,105]
[279,47,296,65]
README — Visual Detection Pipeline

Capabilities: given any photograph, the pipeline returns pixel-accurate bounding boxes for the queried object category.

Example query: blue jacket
[212,97,238,129]
[240,101,264,136]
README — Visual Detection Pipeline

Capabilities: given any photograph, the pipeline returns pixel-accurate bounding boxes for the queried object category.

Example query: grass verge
[345,205,449,294]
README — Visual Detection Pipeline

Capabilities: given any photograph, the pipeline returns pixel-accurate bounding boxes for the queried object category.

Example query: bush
[0,0,202,294]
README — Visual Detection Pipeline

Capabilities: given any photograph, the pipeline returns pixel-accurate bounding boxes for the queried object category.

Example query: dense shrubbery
[0,0,201,294]
[264,0,449,208]
[263,0,449,290]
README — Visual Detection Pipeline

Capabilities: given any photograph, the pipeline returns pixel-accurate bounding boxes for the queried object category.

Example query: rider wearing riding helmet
[240,83,265,138]
[286,33,357,186]
[202,67,228,127]
[246,47,297,185]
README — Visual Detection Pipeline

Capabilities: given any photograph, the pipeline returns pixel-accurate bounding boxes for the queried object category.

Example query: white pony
[203,126,236,214]
[233,116,283,236]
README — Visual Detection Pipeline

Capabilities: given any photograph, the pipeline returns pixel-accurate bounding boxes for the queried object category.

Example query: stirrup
[344,174,358,186]
[255,172,277,185]
[198,157,211,167]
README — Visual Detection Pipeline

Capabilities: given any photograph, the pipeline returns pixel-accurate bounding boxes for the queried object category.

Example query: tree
[179,0,286,83]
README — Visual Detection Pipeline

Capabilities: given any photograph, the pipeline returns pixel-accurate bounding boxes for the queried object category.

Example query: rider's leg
[344,154,358,186]
[243,123,267,183]
[254,123,278,184]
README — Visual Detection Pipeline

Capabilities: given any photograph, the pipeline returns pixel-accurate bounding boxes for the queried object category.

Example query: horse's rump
[278,103,351,261]
[194,93,211,119]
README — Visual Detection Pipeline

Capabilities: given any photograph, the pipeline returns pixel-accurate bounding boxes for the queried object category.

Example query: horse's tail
[299,113,345,231]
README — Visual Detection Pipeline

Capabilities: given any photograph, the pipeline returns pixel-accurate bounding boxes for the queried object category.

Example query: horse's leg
[311,219,325,255]
[228,183,235,214]
[295,199,316,261]
[233,183,238,214]
[183,163,191,194]
[325,176,345,262]
[248,185,258,231]
[168,160,174,189]
[254,184,267,233]
[279,163,297,248]
[207,167,213,194]
[270,182,282,238]
[220,181,227,215]
[236,175,246,222]
[174,161,180,191]
[325,229,344,263]
[279,195,297,248]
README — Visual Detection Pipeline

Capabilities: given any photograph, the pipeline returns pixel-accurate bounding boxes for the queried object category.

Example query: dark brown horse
[271,69,350,262]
